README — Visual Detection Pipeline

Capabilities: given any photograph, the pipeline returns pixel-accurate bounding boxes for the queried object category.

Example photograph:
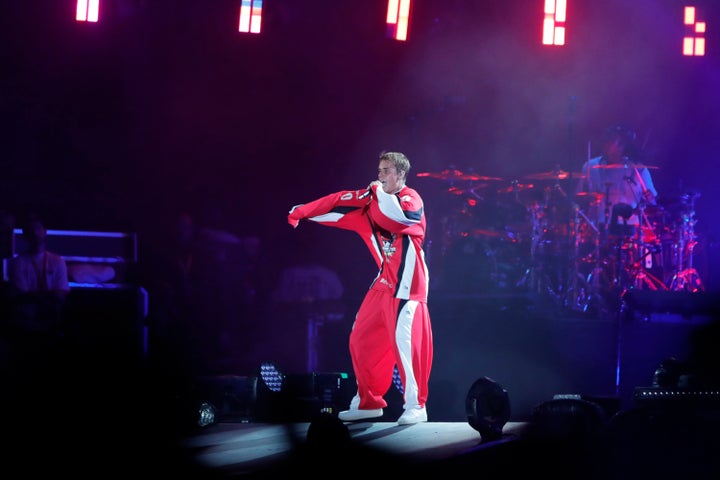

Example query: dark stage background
[2,1,720,421]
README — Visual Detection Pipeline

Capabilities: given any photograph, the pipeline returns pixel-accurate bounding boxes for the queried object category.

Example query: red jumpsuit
[288,183,433,411]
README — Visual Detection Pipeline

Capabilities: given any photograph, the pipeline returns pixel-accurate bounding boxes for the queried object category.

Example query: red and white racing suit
[288,183,433,411]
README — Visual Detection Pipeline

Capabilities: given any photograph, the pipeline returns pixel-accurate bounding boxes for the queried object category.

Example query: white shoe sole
[397,408,427,425]
[338,408,383,422]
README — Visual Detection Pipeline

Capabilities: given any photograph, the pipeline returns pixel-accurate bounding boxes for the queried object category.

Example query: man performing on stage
[287,151,433,425]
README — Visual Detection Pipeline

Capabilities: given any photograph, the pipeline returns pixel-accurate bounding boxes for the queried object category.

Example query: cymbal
[447,185,491,198]
[447,186,481,195]
[464,228,502,238]
[524,170,585,181]
[416,168,503,182]
[498,183,534,194]
[592,163,659,169]
[575,191,604,203]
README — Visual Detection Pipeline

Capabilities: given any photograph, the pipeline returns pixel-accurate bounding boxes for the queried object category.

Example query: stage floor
[182,420,529,477]
[176,411,720,479]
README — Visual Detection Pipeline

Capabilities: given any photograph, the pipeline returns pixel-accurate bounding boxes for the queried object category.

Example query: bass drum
[642,205,679,283]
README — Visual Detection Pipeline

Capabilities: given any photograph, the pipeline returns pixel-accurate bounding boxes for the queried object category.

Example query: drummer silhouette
[574,123,664,298]
[575,123,659,237]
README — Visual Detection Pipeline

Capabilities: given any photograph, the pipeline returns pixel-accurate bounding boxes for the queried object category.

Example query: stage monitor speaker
[633,387,720,409]
[255,372,356,423]
[528,396,607,441]
[192,375,258,423]
[466,376,511,441]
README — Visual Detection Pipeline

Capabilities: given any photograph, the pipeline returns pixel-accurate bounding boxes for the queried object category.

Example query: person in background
[575,123,659,237]
[288,151,433,425]
[7,212,70,336]
[3,212,70,410]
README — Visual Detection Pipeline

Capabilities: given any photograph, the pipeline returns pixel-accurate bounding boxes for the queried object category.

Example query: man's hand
[288,205,303,228]
[642,189,656,204]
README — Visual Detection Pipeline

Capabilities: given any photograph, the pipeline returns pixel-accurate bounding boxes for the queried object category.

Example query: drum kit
[418,166,704,313]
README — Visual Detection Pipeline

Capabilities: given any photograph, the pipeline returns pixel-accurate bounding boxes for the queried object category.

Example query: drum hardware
[598,182,613,242]
[498,180,534,194]
[515,201,544,293]
[574,191,604,205]
[599,182,630,288]
[530,180,569,297]
[416,168,503,182]
[613,201,668,292]
[564,195,640,317]
[561,203,596,312]
[523,174,590,304]
[428,168,533,293]
[591,163,659,170]
[424,169,504,265]
[668,191,704,292]
[448,185,484,199]
[496,180,539,214]
[565,206,653,314]
[497,180,535,202]
[625,247,668,291]
[523,169,586,181]
[509,163,668,311]
[575,164,664,297]
[602,170,668,292]
[515,191,573,298]
[575,207,599,236]
[608,203,636,238]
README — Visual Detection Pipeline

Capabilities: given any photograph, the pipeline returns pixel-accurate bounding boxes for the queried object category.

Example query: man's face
[377,159,404,193]
[25,220,47,250]
[603,136,624,162]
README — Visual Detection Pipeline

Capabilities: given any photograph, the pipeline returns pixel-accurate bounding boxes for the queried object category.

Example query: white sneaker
[337,408,384,422]
[397,407,427,425]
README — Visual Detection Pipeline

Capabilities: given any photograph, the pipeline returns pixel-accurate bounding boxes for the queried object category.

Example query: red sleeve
[288,189,369,229]
[288,189,383,267]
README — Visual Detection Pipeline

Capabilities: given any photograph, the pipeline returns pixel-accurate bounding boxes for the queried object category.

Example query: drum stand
[575,189,626,316]
[625,245,667,291]
[516,200,546,294]
[563,204,602,313]
[624,202,667,291]
[668,192,704,292]
[561,183,621,316]
[524,181,575,302]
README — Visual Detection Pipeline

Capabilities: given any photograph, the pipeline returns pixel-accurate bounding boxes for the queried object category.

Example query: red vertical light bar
[397,0,411,41]
[683,6,706,56]
[239,0,263,34]
[386,0,411,41]
[76,0,88,20]
[542,0,567,46]
[76,0,99,23]
[386,0,399,23]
